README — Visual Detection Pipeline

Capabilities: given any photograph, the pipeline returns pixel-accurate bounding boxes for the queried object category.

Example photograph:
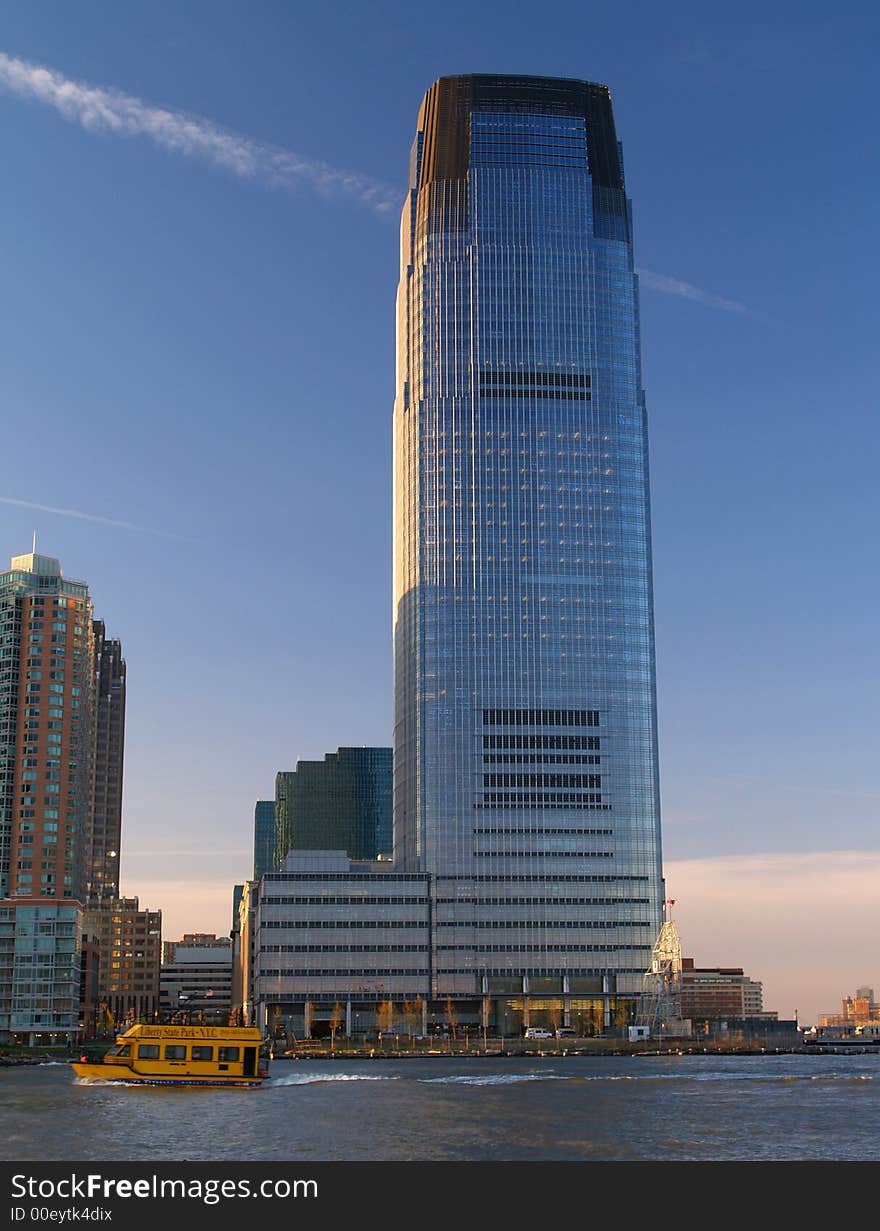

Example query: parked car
[555,1027,578,1038]
[524,1027,553,1039]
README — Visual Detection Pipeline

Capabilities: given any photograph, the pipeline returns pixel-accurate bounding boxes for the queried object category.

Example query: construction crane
[635,898,683,1038]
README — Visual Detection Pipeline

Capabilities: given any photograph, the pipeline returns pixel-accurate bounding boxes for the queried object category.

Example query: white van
[524,1027,553,1039]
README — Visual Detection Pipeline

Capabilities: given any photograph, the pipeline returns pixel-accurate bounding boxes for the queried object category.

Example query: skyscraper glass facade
[253,800,276,879]
[275,747,393,866]
[394,76,664,997]
[87,622,126,905]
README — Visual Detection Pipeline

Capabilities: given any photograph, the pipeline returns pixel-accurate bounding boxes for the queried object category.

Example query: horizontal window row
[435,945,652,953]
[472,131,586,146]
[479,795,609,808]
[484,735,600,750]
[261,921,425,930]
[435,968,649,977]
[478,388,592,402]
[436,920,651,929]
[130,1044,241,1062]
[266,874,649,887]
[435,897,650,906]
[482,709,599,727]
[261,897,427,907]
[478,370,591,388]
[471,156,588,171]
[476,850,613,858]
[483,754,600,765]
[261,945,428,953]
[474,827,612,836]
[262,875,428,884]
[483,774,601,788]
[260,969,430,977]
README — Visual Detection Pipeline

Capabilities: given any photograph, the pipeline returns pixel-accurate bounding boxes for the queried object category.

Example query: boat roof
[116,1024,264,1041]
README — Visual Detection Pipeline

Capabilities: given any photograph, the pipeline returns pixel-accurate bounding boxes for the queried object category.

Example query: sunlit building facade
[680,958,765,1021]
[0,551,105,1041]
[0,552,95,906]
[84,895,161,1026]
[393,75,664,1001]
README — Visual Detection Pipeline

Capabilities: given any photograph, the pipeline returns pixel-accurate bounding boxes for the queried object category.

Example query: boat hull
[71,1061,263,1087]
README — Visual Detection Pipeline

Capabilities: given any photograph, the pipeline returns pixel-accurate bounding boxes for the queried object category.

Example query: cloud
[0,49,398,214]
[0,495,194,540]
[636,267,750,315]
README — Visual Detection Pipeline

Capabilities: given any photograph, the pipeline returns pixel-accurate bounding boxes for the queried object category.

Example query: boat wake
[418,1073,568,1086]
[265,1072,400,1087]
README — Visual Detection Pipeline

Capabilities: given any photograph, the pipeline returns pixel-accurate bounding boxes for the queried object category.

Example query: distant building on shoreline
[160,933,232,1024]
[680,957,770,1022]
[819,986,879,1030]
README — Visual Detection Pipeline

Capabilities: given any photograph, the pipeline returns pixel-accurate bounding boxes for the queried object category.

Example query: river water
[3,1053,879,1162]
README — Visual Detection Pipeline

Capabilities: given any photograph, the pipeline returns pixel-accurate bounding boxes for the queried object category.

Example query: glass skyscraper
[394,75,664,1000]
[274,747,393,866]
[253,799,276,880]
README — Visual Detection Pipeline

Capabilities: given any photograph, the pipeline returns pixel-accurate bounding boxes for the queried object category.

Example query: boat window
[137,1044,160,1059]
[217,1047,240,1062]
[164,1045,186,1060]
[191,1046,213,1061]
[110,1044,131,1057]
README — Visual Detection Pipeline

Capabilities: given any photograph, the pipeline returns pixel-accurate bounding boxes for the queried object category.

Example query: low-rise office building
[251,851,635,1039]
[255,850,430,1038]
[680,958,762,1021]
[160,933,233,1023]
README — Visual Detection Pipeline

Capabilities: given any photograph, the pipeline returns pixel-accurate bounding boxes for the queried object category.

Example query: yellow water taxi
[71,1023,271,1087]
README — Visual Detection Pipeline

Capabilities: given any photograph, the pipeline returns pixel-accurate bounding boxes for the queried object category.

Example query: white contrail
[636,267,749,315]
[0,496,194,541]
[0,49,398,214]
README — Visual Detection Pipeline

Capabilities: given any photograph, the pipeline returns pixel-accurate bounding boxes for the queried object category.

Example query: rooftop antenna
[32,529,36,553]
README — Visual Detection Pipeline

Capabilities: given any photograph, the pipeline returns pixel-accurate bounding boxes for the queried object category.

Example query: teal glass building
[393,76,664,1000]
[274,747,393,866]
[253,799,276,879]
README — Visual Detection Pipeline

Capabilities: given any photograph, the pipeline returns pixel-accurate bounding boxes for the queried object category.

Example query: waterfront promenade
[7,1033,873,1065]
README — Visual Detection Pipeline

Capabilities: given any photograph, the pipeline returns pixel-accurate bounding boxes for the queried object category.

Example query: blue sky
[1,1,876,1022]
